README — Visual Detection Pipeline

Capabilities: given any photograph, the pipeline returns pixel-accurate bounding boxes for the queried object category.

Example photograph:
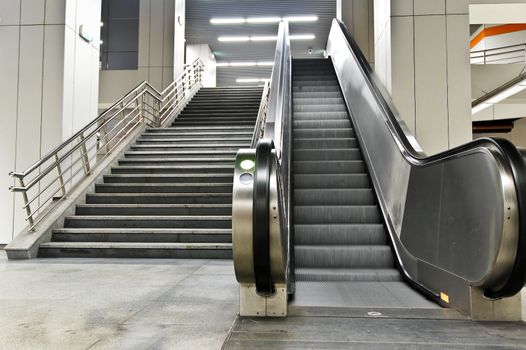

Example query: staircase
[38,86,263,258]
[292,59,401,282]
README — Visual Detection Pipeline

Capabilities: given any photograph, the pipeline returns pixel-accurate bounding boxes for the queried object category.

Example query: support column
[174,0,185,76]
[0,0,102,244]
[374,0,472,154]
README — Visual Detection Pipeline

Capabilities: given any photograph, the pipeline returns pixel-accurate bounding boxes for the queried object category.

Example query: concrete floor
[0,250,238,350]
[1,249,525,350]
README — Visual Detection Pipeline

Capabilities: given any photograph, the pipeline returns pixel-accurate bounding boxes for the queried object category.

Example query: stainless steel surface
[251,81,271,147]
[232,21,292,313]
[10,59,204,232]
[264,21,291,157]
[233,149,256,283]
[326,19,523,300]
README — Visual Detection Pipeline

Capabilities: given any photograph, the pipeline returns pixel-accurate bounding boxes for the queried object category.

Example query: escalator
[293,58,396,284]
[231,19,526,320]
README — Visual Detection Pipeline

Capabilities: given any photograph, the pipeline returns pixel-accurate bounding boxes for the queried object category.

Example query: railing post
[79,133,91,174]
[55,154,66,197]
[18,177,35,230]
[156,96,162,127]
[103,122,111,154]
[139,89,145,124]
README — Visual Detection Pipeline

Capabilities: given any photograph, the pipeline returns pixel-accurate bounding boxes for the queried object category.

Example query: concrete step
[136,137,251,143]
[64,215,232,228]
[117,158,235,166]
[176,115,258,121]
[38,242,232,258]
[86,193,232,204]
[161,125,254,131]
[111,165,234,174]
[143,129,252,136]
[124,150,238,158]
[76,204,232,216]
[130,145,244,152]
[130,143,249,149]
[51,228,232,243]
[103,173,233,183]
[95,183,233,193]
[171,120,255,126]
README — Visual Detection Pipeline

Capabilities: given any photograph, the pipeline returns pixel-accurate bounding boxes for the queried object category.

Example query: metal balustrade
[9,59,204,232]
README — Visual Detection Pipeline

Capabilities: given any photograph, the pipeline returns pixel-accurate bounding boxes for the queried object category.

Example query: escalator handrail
[253,139,275,296]
[264,21,291,157]
[244,21,292,295]
[333,18,526,298]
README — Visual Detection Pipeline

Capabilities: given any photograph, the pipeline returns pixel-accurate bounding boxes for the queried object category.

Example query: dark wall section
[100,0,140,70]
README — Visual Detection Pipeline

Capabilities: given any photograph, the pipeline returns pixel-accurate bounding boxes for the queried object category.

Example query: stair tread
[53,228,231,233]
[65,215,232,220]
[40,242,232,249]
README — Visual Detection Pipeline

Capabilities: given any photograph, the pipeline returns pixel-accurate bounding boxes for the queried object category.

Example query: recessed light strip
[218,34,315,42]
[211,15,318,25]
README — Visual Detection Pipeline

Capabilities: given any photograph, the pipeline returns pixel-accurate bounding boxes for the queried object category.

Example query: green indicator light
[240,159,255,170]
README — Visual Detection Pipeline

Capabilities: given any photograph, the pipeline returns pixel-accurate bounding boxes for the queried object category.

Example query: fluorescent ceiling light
[215,62,230,67]
[230,61,257,67]
[284,16,318,22]
[246,17,281,23]
[289,34,316,40]
[210,18,245,24]
[218,34,315,42]
[257,61,274,66]
[236,78,270,83]
[251,35,278,41]
[218,36,250,42]
[210,15,318,25]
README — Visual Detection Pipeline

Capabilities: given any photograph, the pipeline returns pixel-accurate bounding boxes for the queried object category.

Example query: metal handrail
[251,81,271,147]
[10,58,204,231]
[471,43,526,64]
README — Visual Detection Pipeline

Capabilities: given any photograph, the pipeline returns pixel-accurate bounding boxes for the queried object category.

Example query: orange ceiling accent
[470,24,526,49]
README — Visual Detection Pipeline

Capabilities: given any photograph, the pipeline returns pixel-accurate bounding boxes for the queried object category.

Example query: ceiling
[186,0,336,86]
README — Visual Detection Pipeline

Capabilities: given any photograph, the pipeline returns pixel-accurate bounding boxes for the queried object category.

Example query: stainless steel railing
[10,59,204,232]
[251,81,271,147]
[471,43,526,64]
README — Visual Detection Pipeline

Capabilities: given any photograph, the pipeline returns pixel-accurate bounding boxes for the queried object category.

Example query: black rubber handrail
[336,19,526,298]
[253,139,275,296]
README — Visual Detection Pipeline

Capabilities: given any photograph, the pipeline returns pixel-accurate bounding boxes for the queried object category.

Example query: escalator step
[295,268,401,282]
[295,245,395,268]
